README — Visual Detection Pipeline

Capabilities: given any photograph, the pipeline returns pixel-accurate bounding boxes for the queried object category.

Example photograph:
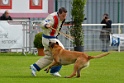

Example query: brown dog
[44,42,110,78]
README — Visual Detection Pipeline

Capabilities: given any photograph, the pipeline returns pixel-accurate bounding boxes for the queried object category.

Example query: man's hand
[45,24,51,28]
[105,19,110,22]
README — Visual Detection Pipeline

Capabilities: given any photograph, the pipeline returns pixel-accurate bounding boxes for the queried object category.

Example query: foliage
[33,32,44,48]
[71,0,87,46]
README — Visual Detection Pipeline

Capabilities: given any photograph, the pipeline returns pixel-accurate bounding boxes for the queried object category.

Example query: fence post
[118,23,121,52]
[55,0,58,11]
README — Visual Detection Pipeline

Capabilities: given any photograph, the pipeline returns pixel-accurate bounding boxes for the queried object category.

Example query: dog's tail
[88,52,110,60]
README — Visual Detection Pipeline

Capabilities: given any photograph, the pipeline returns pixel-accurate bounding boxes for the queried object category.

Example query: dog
[44,42,110,78]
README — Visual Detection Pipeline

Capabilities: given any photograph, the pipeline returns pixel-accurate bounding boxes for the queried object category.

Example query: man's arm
[9,16,13,20]
[106,20,112,28]
[0,16,4,20]
[40,15,54,29]
[101,19,106,24]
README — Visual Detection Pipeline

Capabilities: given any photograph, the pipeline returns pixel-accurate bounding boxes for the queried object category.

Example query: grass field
[0,51,124,83]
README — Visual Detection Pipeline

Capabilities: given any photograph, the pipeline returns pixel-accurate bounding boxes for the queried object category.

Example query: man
[0,10,12,20]
[100,13,112,52]
[0,10,12,52]
[30,7,67,77]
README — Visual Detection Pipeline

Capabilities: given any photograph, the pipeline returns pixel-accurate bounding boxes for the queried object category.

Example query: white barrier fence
[0,21,23,49]
[0,21,29,55]
[110,34,124,52]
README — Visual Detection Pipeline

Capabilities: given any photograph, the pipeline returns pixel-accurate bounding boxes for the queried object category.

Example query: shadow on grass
[0,75,55,79]
[0,75,80,79]
[0,52,38,56]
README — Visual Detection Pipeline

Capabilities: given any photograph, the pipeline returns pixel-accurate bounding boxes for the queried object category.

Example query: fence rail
[63,23,124,52]
[0,21,124,55]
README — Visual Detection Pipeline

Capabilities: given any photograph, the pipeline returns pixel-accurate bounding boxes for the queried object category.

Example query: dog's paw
[64,76,68,78]
[64,76,71,78]
[76,76,80,78]
[44,68,47,71]
[44,68,49,73]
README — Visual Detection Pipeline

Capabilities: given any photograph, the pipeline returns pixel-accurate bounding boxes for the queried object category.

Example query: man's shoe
[104,50,108,52]
[30,65,37,76]
[102,49,105,52]
[51,72,61,77]
[102,49,108,52]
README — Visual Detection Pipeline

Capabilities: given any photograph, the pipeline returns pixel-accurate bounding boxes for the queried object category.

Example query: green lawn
[0,52,124,83]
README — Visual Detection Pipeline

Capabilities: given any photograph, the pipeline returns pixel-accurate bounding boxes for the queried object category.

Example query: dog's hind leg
[76,64,85,78]
[76,62,89,78]
[76,66,86,78]
[65,59,82,78]
[76,69,81,78]
[65,64,78,78]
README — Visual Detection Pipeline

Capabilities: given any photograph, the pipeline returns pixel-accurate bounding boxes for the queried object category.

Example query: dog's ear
[56,42,59,45]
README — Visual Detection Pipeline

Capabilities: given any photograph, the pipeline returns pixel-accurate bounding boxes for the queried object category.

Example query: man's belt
[42,34,57,39]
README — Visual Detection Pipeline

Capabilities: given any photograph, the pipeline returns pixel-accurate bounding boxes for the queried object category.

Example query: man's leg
[50,66,62,73]
[30,44,62,77]
[38,47,62,77]
[102,40,105,52]
[104,34,109,52]
[31,55,61,77]
[30,47,53,76]
[105,40,109,52]
[30,55,53,76]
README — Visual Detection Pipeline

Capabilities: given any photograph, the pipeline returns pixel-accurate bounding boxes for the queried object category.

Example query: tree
[71,0,87,51]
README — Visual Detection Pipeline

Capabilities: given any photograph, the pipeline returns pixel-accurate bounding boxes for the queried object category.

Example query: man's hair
[104,13,109,16]
[4,10,9,14]
[58,7,67,14]
[104,13,109,19]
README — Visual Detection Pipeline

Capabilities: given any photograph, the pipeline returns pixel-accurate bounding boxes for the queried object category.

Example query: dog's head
[49,42,59,48]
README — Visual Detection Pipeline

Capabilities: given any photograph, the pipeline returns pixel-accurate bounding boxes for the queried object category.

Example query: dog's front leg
[53,54,61,65]
[44,60,59,73]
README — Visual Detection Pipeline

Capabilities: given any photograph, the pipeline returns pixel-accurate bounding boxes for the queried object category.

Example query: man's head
[4,10,10,18]
[103,13,109,19]
[58,7,67,21]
